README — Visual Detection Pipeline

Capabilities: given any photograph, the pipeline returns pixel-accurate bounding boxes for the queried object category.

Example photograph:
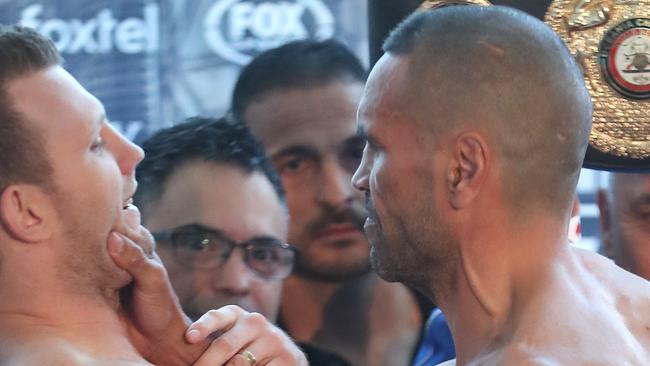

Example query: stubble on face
[54,192,128,299]
[357,54,458,291]
[291,201,371,282]
[9,67,132,299]
[244,83,372,282]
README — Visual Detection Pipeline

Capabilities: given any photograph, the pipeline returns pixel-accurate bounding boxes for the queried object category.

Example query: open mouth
[123,197,134,210]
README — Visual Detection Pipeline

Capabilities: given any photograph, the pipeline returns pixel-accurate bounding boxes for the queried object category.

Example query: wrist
[147,335,211,366]
[142,313,211,366]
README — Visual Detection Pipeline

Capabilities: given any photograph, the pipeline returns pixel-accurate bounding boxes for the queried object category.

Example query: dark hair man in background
[232,39,423,366]
[598,172,650,280]
[352,6,650,365]
[135,116,351,366]
[134,116,292,322]
[0,25,306,365]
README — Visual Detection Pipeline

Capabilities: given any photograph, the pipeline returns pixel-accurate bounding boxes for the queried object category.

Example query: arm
[107,229,210,365]
[108,206,307,365]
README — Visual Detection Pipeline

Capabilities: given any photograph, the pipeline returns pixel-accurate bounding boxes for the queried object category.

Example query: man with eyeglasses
[135,116,351,365]
[134,116,293,322]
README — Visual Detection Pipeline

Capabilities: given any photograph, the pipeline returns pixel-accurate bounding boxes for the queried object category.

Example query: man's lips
[313,222,364,240]
[122,181,137,209]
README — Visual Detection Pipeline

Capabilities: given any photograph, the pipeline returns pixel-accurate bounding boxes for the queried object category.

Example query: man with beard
[598,172,650,280]
[0,25,306,365]
[232,39,423,366]
[352,6,650,365]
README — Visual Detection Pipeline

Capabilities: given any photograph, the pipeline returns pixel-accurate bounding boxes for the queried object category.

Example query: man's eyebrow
[181,222,217,231]
[94,113,106,132]
[87,113,106,141]
[357,126,380,147]
[167,222,224,235]
[272,145,320,159]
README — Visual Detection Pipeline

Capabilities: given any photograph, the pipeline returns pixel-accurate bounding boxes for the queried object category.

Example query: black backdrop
[368,0,553,66]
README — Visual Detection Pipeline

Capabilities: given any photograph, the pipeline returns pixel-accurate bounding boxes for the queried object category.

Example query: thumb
[108,231,166,293]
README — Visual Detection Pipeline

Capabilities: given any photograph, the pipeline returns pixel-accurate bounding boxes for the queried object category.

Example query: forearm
[147,337,211,366]
[135,315,212,366]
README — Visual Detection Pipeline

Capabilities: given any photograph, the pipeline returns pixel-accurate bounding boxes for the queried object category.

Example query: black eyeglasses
[152,224,297,281]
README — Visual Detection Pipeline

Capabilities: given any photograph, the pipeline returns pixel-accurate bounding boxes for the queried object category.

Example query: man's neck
[431,216,570,365]
[280,271,377,340]
[0,271,145,362]
[280,271,421,366]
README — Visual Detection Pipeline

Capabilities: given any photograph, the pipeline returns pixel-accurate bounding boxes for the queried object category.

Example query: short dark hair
[231,39,366,120]
[135,116,285,218]
[0,25,61,192]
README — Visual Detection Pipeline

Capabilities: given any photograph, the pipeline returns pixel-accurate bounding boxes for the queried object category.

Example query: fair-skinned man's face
[244,81,370,281]
[143,161,288,321]
[352,55,453,283]
[598,173,650,280]
[8,66,144,290]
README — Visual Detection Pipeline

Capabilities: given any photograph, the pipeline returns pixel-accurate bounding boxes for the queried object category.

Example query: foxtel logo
[19,3,159,55]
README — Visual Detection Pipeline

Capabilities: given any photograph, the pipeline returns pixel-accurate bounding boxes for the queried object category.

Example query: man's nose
[316,158,356,209]
[119,139,144,175]
[351,151,370,193]
[107,123,144,175]
[211,249,253,296]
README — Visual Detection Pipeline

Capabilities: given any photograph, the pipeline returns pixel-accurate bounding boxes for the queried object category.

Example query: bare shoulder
[3,345,145,366]
[0,333,148,366]
[483,342,627,366]
[577,249,650,353]
[577,248,650,303]
[1,338,94,366]
[476,345,561,366]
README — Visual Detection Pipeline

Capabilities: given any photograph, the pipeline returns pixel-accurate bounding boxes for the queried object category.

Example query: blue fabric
[412,308,456,366]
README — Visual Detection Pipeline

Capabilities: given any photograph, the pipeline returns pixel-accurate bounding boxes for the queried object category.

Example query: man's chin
[369,246,401,283]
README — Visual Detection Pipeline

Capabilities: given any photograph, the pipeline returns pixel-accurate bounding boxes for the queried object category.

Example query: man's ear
[0,185,53,243]
[446,133,488,209]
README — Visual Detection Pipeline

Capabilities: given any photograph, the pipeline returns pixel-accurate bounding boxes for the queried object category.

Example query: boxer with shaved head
[353,6,650,365]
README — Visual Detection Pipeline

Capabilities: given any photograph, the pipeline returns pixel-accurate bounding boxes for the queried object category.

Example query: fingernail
[108,233,125,255]
[186,328,200,342]
[124,204,141,231]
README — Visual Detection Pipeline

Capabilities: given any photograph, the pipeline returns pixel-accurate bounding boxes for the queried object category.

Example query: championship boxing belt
[546,1,650,171]
[417,0,491,10]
